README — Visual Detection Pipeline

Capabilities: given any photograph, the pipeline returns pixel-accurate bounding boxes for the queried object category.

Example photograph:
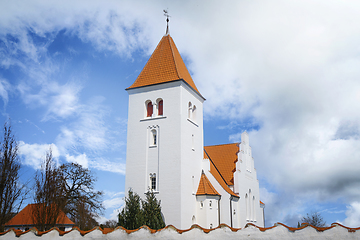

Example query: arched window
[245,193,249,220]
[158,99,163,116]
[209,200,212,209]
[253,196,256,221]
[192,215,196,224]
[151,129,157,145]
[150,173,156,190]
[249,189,252,221]
[188,102,192,119]
[147,101,153,117]
[192,134,194,150]
[192,105,197,121]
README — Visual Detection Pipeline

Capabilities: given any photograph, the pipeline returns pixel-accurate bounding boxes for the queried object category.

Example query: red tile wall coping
[1,222,360,237]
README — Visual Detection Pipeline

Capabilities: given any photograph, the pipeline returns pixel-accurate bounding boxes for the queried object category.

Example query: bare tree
[33,154,103,230]
[71,196,98,230]
[101,219,118,229]
[60,163,103,230]
[0,122,27,231]
[33,149,65,231]
[301,211,326,227]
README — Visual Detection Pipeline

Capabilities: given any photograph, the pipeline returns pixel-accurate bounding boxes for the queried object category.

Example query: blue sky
[2,0,360,227]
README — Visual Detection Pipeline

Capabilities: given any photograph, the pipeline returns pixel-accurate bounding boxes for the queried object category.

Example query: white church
[124,28,265,230]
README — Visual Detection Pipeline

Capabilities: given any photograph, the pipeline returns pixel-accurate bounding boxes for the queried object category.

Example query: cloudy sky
[1,0,360,227]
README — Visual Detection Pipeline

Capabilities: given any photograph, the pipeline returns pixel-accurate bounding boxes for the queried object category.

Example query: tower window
[151,129,157,145]
[150,173,156,191]
[151,177,156,190]
[188,102,192,119]
[192,105,196,121]
[158,99,163,116]
[147,101,153,117]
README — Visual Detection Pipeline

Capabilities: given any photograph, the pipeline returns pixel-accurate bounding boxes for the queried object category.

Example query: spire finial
[163,9,170,35]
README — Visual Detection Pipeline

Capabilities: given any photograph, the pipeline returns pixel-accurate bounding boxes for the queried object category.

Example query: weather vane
[163,9,170,35]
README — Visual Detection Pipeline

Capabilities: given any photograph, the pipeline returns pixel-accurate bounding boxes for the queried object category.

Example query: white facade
[125,80,204,228]
[125,34,264,230]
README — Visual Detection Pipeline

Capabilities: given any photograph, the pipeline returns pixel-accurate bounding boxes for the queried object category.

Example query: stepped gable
[126,34,203,98]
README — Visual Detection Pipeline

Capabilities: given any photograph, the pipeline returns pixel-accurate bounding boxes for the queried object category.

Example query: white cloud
[55,96,110,154]
[65,153,88,168]
[3,0,360,224]
[55,97,126,174]
[90,158,126,175]
[18,141,60,169]
[180,1,360,224]
[42,82,82,120]
[0,78,10,108]
[342,202,360,228]
[18,79,83,121]
[259,187,307,227]
[103,197,124,209]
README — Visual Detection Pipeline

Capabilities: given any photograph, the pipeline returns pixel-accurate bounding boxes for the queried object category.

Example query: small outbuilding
[4,203,75,231]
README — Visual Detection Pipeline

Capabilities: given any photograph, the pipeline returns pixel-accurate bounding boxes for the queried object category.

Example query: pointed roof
[196,172,220,196]
[126,34,203,98]
[5,204,75,227]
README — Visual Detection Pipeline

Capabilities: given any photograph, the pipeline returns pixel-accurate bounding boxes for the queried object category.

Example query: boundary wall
[1,223,360,240]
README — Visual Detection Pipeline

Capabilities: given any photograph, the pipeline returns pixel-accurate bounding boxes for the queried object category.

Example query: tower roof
[126,34,203,98]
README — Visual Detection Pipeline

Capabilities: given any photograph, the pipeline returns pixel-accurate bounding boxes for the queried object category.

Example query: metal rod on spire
[163,9,170,35]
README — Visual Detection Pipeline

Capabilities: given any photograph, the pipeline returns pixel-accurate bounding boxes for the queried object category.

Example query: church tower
[125,32,205,228]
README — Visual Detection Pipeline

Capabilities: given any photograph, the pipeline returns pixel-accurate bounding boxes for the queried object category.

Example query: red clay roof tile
[126,34,202,97]
[204,143,239,186]
[5,203,75,227]
[196,172,220,196]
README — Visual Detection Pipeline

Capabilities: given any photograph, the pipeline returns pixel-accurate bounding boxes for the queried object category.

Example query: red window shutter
[147,102,153,117]
[158,100,163,116]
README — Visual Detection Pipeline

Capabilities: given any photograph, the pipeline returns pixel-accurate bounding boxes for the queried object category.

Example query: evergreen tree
[118,189,165,230]
[118,189,144,230]
[142,190,165,230]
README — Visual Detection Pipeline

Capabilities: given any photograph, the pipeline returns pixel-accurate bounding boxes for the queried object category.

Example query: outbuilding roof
[5,203,75,227]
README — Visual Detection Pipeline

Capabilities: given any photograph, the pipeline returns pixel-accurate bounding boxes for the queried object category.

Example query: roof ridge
[204,149,229,190]
[205,142,240,148]
[168,36,181,80]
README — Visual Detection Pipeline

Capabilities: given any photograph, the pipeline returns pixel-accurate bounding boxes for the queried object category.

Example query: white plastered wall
[233,132,265,228]
[125,80,204,230]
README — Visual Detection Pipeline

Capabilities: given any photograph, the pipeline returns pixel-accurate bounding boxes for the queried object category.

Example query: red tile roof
[196,172,220,196]
[204,143,240,198]
[204,143,239,186]
[5,204,75,227]
[126,34,203,98]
